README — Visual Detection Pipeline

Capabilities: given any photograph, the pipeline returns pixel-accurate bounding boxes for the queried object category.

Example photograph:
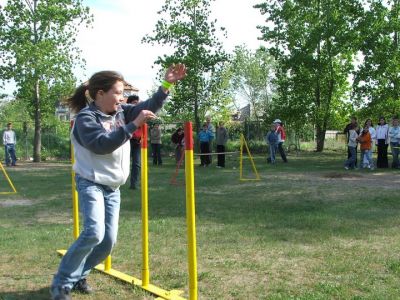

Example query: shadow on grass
[0,287,50,300]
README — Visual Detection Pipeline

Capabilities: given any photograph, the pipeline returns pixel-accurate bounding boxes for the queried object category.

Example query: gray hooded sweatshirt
[71,87,168,189]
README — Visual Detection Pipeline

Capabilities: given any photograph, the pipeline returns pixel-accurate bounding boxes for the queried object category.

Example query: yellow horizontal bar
[57,250,186,300]
[0,192,17,194]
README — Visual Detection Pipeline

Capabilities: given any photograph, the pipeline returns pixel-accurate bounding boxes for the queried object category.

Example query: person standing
[198,123,214,167]
[344,116,359,166]
[205,116,215,164]
[274,119,287,163]
[2,122,17,167]
[50,64,186,300]
[216,121,228,168]
[365,119,376,170]
[357,126,372,169]
[171,127,184,164]
[376,116,389,168]
[265,124,278,164]
[344,124,359,169]
[126,95,141,189]
[388,116,400,169]
[150,123,162,166]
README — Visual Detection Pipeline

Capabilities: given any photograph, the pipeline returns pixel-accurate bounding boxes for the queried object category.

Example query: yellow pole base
[57,250,186,300]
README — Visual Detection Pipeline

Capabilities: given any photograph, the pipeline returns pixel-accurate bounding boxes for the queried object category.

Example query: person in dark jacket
[171,127,184,164]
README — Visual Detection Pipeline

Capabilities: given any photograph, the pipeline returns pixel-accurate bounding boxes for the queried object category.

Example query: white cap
[273,119,281,124]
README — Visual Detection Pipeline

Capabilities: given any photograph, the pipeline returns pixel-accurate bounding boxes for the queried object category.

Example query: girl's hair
[68,71,124,113]
[364,119,373,127]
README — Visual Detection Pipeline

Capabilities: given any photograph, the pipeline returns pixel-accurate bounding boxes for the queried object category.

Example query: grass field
[1,151,400,300]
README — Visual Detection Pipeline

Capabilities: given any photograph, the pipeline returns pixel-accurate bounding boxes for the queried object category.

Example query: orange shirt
[359,131,371,150]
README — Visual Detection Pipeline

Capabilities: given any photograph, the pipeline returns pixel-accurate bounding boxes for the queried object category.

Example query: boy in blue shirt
[198,123,214,166]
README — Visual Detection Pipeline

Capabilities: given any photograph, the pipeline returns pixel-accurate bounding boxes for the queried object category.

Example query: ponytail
[68,84,90,113]
[68,70,124,114]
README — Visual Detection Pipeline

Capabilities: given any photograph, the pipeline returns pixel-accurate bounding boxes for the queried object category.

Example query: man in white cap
[274,119,288,163]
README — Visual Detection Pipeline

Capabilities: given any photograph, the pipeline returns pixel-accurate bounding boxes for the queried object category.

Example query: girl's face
[96,81,124,114]
[366,120,371,127]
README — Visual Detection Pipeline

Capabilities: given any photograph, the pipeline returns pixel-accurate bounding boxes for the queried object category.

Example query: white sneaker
[344,166,349,170]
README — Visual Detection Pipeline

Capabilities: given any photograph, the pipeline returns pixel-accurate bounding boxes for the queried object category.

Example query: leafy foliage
[0,0,92,161]
[255,0,362,151]
[142,0,230,133]
[353,0,400,119]
[229,45,276,124]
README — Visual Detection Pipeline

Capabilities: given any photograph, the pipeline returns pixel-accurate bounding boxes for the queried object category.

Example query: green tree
[256,0,362,151]
[229,45,276,124]
[353,0,400,118]
[142,0,229,133]
[0,0,91,161]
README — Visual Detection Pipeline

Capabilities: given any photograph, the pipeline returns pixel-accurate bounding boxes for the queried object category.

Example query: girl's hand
[132,110,157,128]
[164,63,187,83]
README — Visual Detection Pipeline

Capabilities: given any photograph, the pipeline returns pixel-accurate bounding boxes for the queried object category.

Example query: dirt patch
[323,172,363,179]
[0,199,33,207]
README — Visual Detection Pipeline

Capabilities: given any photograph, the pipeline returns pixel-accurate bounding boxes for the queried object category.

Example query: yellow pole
[184,122,197,300]
[70,120,80,240]
[141,124,150,286]
[0,161,17,193]
[104,255,111,272]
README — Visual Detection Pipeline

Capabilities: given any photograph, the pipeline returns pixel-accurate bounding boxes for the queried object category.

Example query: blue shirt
[266,131,278,145]
[198,130,214,143]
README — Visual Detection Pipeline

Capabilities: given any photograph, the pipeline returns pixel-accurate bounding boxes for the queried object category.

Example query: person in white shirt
[2,122,17,167]
[375,116,389,168]
[388,116,400,169]
[344,124,359,169]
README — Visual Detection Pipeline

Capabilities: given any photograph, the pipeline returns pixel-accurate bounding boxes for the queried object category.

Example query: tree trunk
[315,124,325,152]
[33,78,41,162]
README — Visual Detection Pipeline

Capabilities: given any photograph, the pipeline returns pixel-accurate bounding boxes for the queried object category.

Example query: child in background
[198,123,214,167]
[150,123,162,166]
[357,126,372,169]
[388,116,400,169]
[265,124,278,164]
[171,127,184,164]
[344,124,359,170]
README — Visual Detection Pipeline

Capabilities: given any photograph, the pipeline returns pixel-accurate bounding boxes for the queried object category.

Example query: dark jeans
[151,143,162,165]
[200,142,211,166]
[277,142,287,162]
[130,140,141,187]
[377,139,388,168]
[4,144,17,166]
[217,145,225,167]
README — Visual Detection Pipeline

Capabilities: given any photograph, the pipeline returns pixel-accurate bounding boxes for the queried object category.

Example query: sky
[1,0,267,101]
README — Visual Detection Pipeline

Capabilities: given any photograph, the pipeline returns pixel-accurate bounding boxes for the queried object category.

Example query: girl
[375,116,389,168]
[344,124,359,169]
[50,64,186,300]
[357,126,372,169]
[364,119,376,170]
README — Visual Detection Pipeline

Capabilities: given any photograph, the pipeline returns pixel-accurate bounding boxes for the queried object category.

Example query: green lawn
[1,152,400,300]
